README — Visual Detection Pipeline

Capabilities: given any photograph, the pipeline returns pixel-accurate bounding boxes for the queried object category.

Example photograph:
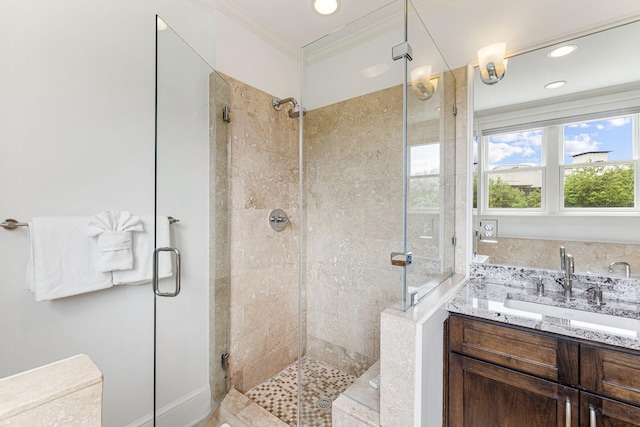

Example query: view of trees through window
[478,114,636,211]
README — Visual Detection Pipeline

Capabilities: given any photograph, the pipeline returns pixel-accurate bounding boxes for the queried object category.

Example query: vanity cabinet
[449,353,578,426]
[447,314,640,426]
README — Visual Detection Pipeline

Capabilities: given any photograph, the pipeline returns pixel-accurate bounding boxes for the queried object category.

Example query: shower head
[288,104,306,118]
[272,97,306,118]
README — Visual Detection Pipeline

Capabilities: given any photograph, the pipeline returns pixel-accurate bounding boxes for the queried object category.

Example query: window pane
[487,130,542,168]
[410,144,439,176]
[487,170,542,208]
[563,164,635,208]
[409,176,439,209]
[563,116,633,165]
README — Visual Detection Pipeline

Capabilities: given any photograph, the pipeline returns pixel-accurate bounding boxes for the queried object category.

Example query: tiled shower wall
[225,76,300,393]
[303,86,405,377]
[303,77,457,377]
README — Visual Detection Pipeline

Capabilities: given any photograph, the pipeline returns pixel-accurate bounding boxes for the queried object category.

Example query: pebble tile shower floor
[245,357,356,426]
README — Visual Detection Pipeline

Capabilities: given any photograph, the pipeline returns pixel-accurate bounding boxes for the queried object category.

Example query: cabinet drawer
[449,315,579,385]
[581,345,640,407]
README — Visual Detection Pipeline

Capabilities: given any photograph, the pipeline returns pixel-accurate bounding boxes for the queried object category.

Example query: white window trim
[473,89,640,243]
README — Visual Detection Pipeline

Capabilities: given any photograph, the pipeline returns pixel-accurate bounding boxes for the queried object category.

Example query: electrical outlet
[479,219,498,242]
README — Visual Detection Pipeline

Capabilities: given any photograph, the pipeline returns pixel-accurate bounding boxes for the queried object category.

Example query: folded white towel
[112,216,172,285]
[27,217,113,301]
[87,211,143,272]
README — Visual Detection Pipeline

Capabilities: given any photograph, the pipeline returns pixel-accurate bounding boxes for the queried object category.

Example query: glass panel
[487,169,543,208]
[409,139,441,210]
[409,175,440,209]
[405,0,456,301]
[563,115,634,165]
[563,164,635,208]
[156,17,229,423]
[208,72,231,408]
[301,1,404,421]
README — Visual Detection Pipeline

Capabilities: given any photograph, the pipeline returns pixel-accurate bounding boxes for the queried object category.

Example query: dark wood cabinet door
[581,392,640,426]
[581,345,640,407]
[449,353,579,427]
[449,314,579,385]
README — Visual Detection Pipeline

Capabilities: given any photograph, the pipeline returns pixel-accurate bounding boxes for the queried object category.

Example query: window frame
[481,126,546,213]
[477,111,640,216]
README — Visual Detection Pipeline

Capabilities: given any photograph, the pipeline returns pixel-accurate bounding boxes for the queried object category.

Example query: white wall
[0,1,214,426]
[214,10,300,100]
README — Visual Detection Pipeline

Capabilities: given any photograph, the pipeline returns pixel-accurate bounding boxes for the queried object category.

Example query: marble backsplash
[471,263,640,304]
[477,237,640,276]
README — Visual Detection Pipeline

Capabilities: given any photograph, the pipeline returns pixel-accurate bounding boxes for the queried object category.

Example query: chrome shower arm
[272,97,298,110]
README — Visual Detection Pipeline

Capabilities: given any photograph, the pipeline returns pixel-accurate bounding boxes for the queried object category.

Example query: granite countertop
[447,270,640,351]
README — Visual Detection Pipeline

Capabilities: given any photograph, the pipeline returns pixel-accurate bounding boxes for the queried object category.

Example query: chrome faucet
[608,261,631,278]
[560,246,566,271]
[561,253,575,301]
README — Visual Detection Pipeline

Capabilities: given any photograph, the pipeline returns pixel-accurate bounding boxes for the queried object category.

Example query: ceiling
[214,0,640,68]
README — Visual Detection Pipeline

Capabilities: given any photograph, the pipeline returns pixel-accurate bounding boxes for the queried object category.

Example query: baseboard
[127,384,211,427]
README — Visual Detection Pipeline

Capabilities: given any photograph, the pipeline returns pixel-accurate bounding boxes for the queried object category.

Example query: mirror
[472,18,640,276]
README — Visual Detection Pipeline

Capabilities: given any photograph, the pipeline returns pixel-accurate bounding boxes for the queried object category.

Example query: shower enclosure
[296,0,456,425]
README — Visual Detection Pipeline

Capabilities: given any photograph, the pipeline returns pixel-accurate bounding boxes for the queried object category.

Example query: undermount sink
[501,297,640,337]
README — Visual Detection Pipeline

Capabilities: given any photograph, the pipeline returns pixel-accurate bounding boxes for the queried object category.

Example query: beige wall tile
[222,75,300,393]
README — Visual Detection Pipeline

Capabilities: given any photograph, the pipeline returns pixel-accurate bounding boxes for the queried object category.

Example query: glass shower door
[155,16,230,425]
[403,0,456,306]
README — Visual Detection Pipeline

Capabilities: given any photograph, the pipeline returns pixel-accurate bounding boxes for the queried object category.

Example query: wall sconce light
[477,42,507,85]
[410,66,439,101]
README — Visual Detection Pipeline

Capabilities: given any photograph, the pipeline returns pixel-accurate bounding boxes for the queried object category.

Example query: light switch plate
[479,219,498,242]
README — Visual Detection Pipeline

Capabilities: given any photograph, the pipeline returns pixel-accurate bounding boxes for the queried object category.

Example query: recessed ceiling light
[548,45,577,58]
[360,63,390,78]
[545,81,566,89]
[313,0,340,15]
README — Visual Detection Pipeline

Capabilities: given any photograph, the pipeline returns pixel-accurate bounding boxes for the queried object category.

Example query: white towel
[87,211,143,272]
[112,216,172,285]
[27,217,113,301]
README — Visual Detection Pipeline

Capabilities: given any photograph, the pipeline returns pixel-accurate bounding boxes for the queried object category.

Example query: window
[478,112,638,214]
[485,129,543,209]
[409,143,440,210]
[562,116,635,209]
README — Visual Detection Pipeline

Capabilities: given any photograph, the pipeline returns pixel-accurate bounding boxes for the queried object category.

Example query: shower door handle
[153,247,181,297]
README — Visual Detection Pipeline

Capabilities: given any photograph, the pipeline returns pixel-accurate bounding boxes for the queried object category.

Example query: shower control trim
[269,209,291,232]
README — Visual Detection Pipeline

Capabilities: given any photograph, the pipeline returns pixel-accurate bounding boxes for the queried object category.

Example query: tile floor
[245,357,356,426]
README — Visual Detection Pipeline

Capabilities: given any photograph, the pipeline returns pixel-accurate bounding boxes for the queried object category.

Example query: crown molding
[304,13,402,65]
[210,0,300,60]
[189,0,216,12]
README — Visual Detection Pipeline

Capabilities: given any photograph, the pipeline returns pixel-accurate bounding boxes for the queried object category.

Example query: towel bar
[2,217,180,231]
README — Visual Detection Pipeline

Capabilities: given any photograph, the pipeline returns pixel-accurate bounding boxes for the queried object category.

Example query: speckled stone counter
[0,354,102,426]
[448,265,640,350]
